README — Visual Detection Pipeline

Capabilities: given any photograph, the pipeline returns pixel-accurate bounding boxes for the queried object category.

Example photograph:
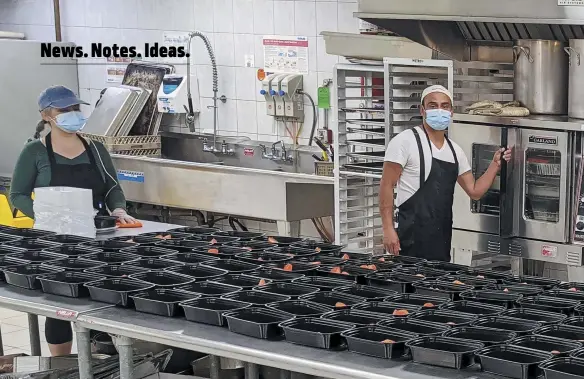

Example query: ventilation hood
[357,0,584,61]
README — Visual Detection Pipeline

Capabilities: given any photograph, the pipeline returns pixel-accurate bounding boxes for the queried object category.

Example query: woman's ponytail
[33,120,47,140]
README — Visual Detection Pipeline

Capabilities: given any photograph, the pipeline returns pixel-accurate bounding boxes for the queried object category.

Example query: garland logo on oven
[529,135,557,145]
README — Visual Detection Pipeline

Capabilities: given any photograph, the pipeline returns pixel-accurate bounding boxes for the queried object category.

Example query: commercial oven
[448,115,584,264]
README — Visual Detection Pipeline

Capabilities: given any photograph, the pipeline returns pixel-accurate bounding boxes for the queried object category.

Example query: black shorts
[45,318,97,345]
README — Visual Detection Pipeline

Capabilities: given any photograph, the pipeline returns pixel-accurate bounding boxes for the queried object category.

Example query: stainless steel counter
[75,308,488,379]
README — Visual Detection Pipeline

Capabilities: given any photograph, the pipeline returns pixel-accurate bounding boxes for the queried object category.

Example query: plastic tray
[465,268,517,283]
[181,297,252,326]
[251,268,304,282]
[370,261,404,272]
[385,293,451,310]
[476,344,555,379]
[333,284,396,301]
[460,289,523,308]
[0,228,55,240]
[321,309,388,326]
[39,234,93,246]
[395,266,450,281]
[352,301,420,318]
[85,278,155,307]
[213,273,271,290]
[42,258,107,272]
[191,235,240,245]
[279,317,355,349]
[0,233,22,244]
[539,357,584,379]
[317,264,373,284]
[502,308,568,325]
[572,349,584,358]
[137,231,194,240]
[83,251,141,264]
[299,291,366,309]
[193,245,251,259]
[410,309,479,327]
[518,296,580,315]
[471,316,542,335]
[336,251,376,263]
[0,257,31,281]
[202,259,259,274]
[342,326,418,359]
[260,236,305,247]
[82,240,137,252]
[420,261,470,273]
[42,245,102,258]
[560,283,584,292]
[563,317,584,328]
[84,264,149,278]
[178,281,242,298]
[291,276,353,290]
[6,250,68,263]
[156,239,211,252]
[222,290,290,306]
[213,231,265,241]
[4,264,63,290]
[166,264,228,281]
[267,261,320,275]
[546,289,584,303]
[224,307,293,339]
[442,326,517,345]
[290,241,344,253]
[129,271,195,288]
[375,255,427,265]
[508,275,561,290]
[267,300,332,317]
[414,281,475,301]
[235,251,294,265]
[119,246,178,258]
[439,300,505,317]
[366,271,425,294]
[378,318,452,336]
[406,336,484,369]
[228,240,281,252]
[284,247,331,258]
[253,282,320,299]
[511,335,582,356]
[496,283,544,296]
[39,271,106,297]
[168,226,219,235]
[438,274,498,290]
[124,258,183,271]
[130,289,200,317]
[163,252,219,265]
[109,235,163,246]
[536,324,584,342]
[0,245,27,255]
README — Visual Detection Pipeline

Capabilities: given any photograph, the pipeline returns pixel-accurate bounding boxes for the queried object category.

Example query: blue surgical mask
[424,109,451,131]
[52,111,87,133]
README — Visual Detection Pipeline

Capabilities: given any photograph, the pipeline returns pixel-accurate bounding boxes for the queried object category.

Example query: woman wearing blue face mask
[379,85,511,262]
[10,85,137,355]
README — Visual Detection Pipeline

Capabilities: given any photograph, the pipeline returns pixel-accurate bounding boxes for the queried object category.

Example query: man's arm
[457,147,511,200]
[380,162,402,254]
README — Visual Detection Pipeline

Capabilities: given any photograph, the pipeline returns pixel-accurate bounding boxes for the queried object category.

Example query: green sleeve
[9,142,39,218]
[93,142,127,211]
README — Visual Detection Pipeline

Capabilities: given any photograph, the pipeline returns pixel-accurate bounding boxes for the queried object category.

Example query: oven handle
[499,127,516,239]
[500,128,508,195]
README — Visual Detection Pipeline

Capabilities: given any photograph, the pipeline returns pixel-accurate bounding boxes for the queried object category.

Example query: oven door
[450,122,516,235]
[518,130,571,243]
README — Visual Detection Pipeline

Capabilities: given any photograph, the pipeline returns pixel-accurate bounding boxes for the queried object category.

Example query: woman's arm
[9,143,39,218]
[92,142,127,211]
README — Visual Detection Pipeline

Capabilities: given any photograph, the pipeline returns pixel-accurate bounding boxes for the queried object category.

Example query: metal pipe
[53,0,62,41]
[186,31,218,143]
[244,362,259,379]
[28,314,41,356]
[74,325,94,379]
[209,355,221,379]
[113,335,134,379]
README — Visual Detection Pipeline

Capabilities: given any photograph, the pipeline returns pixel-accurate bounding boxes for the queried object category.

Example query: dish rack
[333,58,453,253]
[80,133,161,157]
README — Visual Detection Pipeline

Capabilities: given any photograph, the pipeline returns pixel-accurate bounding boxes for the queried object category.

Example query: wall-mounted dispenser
[281,74,304,119]
[270,74,288,117]
[260,73,278,116]
[157,73,201,114]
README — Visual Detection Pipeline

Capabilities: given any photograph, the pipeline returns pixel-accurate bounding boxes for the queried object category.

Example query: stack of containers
[33,187,97,238]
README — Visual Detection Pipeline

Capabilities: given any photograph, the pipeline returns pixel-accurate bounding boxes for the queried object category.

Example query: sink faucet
[259,144,272,159]
[202,138,234,155]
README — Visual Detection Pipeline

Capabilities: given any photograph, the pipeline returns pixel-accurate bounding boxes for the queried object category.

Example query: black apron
[46,133,109,216]
[397,127,459,262]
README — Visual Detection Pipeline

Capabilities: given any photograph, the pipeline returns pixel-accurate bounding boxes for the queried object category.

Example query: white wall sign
[162,31,190,63]
[106,57,132,83]
[558,0,584,5]
[263,35,308,74]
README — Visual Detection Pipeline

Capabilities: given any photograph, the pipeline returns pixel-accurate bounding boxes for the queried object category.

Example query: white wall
[0,0,360,144]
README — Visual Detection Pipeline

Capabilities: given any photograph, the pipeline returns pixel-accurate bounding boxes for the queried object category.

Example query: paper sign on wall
[263,36,309,74]
[106,57,132,83]
[558,0,584,5]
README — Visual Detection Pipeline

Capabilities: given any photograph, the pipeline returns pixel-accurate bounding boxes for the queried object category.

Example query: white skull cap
[421,85,453,105]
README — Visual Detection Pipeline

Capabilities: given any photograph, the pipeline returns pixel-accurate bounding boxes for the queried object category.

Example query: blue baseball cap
[38,85,89,111]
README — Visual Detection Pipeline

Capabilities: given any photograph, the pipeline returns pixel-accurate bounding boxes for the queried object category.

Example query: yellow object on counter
[0,194,33,228]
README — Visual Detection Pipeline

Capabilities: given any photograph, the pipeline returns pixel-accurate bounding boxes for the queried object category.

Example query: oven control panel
[574,196,584,243]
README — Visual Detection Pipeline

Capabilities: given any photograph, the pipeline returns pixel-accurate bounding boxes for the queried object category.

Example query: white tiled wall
[0,0,361,145]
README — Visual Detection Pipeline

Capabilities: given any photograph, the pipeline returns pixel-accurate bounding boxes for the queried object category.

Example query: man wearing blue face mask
[380,85,511,262]
[10,85,138,356]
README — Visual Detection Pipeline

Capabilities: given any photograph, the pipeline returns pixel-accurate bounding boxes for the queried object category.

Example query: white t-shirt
[384,126,471,207]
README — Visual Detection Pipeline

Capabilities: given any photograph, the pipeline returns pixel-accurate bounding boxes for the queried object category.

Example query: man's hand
[493,147,512,170]
[383,229,400,255]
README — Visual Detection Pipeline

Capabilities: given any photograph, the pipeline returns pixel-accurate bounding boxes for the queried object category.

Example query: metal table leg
[112,335,134,379]
[244,362,259,379]
[0,323,4,356]
[276,221,300,237]
[209,355,220,379]
[28,314,41,356]
[74,324,93,379]
[280,370,291,379]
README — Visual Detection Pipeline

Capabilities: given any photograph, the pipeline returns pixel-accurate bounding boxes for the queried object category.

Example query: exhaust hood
[357,0,584,60]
